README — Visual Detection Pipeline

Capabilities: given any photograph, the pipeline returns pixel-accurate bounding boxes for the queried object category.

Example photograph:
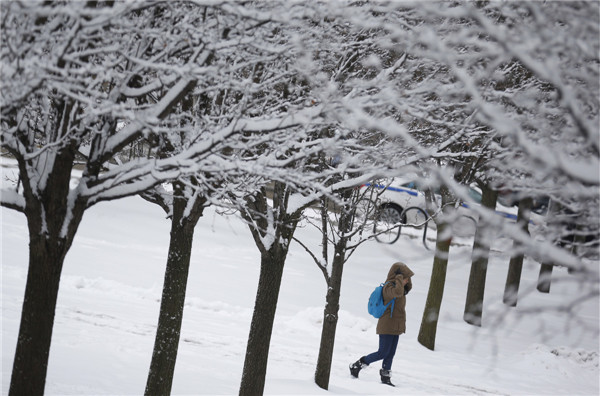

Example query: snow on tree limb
[0,188,26,212]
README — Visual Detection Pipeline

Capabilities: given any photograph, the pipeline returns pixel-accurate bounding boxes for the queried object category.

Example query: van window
[468,188,482,203]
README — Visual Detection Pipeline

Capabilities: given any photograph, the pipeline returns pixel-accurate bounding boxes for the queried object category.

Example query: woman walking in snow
[350,262,414,386]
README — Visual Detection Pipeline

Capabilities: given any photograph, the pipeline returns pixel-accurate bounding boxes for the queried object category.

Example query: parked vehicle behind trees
[362,177,547,244]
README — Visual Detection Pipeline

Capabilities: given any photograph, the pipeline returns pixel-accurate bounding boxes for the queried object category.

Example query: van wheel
[374,204,405,244]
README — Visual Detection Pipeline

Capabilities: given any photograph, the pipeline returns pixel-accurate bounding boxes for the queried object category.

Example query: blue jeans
[363,334,399,370]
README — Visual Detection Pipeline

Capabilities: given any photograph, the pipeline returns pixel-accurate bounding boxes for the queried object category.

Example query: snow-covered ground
[1,159,599,395]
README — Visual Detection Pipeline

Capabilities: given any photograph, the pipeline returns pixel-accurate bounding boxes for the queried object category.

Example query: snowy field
[1,158,599,395]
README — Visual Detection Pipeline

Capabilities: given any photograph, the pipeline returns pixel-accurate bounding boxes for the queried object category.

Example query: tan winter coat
[376,262,415,335]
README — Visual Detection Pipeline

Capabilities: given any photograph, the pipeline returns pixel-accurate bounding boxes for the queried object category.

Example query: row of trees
[1,1,598,395]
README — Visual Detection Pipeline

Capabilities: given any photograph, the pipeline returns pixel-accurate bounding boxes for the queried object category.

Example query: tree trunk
[418,184,455,351]
[313,189,354,390]
[537,263,553,293]
[314,235,347,389]
[145,183,205,396]
[418,184,456,351]
[239,248,287,396]
[537,200,559,293]
[9,235,68,396]
[503,197,533,307]
[10,144,82,396]
[417,220,452,351]
[238,182,301,395]
[464,185,498,326]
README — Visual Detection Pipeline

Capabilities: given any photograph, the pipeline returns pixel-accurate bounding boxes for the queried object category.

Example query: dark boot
[349,357,368,378]
[380,369,394,386]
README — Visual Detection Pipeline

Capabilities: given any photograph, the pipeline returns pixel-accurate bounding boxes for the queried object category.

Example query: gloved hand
[395,273,412,295]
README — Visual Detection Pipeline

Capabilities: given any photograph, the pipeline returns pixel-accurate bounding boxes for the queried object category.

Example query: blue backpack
[367,282,396,318]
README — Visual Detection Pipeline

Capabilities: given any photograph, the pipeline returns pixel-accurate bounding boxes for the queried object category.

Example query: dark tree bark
[144,182,206,396]
[503,197,533,307]
[464,185,498,326]
[537,263,553,293]
[239,247,288,396]
[314,192,353,390]
[239,182,302,396]
[143,75,211,396]
[537,200,561,293]
[9,144,85,396]
[417,223,452,350]
[314,240,346,390]
[10,235,68,396]
[418,186,453,351]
